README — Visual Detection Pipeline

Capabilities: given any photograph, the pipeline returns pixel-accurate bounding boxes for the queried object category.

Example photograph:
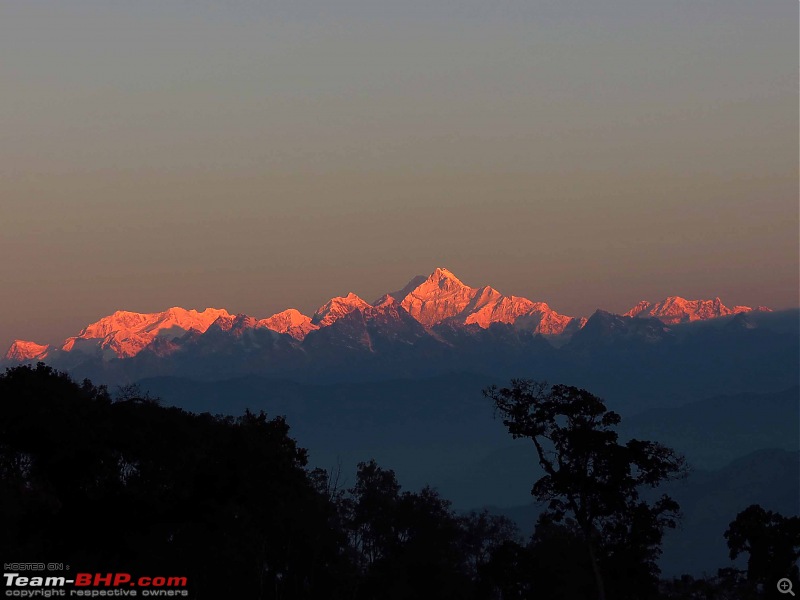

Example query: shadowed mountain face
[8,307,795,415]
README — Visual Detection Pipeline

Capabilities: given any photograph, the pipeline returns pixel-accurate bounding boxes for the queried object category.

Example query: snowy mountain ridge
[5,268,770,361]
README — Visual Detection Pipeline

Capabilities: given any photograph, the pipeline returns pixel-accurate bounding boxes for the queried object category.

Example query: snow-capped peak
[312,293,372,327]
[427,267,468,290]
[260,309,318,340]
[399,268,581,334]
[62,307,233,358]
[625,296,766,325]
[624,301,652,318]
[400,268,477,327]
[373,274,427,307]
[4,340,51,361]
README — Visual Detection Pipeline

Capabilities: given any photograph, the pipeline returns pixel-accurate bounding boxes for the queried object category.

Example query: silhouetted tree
[528,515,598,599]
[659,568,756,600]
[459,509,520,578]
[485,380,687,600]
[480,539,536,599]
[342,460,478,599]
[725,504,800,594]
[479,515,597,600]
[346,459,404,569]
[0,364,353,599]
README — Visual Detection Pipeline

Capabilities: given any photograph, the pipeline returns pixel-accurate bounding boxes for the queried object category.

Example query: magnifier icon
[778,578,795,596]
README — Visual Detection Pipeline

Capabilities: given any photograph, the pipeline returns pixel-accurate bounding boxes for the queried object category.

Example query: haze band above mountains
[6,267,770,363]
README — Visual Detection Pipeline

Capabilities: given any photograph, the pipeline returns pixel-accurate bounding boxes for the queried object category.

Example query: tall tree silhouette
[725,504,800,592]
[485,380,687,600]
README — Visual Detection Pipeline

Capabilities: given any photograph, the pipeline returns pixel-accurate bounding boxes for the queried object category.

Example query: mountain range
[3,267,796,578]
[4,267,771,363]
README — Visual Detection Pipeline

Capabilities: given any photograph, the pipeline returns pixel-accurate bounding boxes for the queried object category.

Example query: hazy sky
[1,0,797,349]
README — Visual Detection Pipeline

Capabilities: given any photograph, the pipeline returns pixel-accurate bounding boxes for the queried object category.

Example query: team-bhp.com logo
[4,572,189,597]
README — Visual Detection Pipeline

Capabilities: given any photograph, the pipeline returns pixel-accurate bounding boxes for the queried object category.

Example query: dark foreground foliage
[0,363,350,598]
[1,365,796,599]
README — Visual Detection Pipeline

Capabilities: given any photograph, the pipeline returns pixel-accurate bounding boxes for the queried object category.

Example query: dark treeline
[1,364,797,599]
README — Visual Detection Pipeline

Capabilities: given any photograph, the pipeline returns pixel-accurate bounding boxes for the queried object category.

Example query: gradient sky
[1,0,797,350]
